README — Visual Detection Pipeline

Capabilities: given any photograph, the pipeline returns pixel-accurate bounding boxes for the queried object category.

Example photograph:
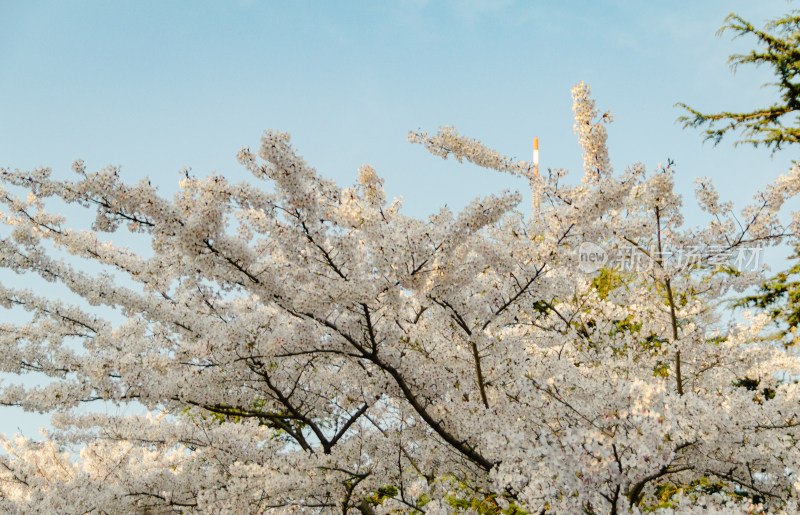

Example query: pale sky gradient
[0,0,798,437]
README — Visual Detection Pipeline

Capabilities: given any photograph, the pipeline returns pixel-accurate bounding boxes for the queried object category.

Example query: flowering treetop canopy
[0,83,798,513]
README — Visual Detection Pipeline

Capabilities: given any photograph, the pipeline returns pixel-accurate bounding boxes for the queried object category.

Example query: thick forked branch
[302,310,495,472]
[429,296,490,409]
[626,441,697,504]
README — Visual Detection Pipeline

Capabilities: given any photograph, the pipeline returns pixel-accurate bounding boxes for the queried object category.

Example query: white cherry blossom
[0,84,798,513]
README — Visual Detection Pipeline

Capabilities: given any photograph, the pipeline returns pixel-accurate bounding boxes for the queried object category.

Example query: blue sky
[0,0,798,436]
[2,1,796,213]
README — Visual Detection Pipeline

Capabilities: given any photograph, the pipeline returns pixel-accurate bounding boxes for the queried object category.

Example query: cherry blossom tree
[0,83,799,513]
